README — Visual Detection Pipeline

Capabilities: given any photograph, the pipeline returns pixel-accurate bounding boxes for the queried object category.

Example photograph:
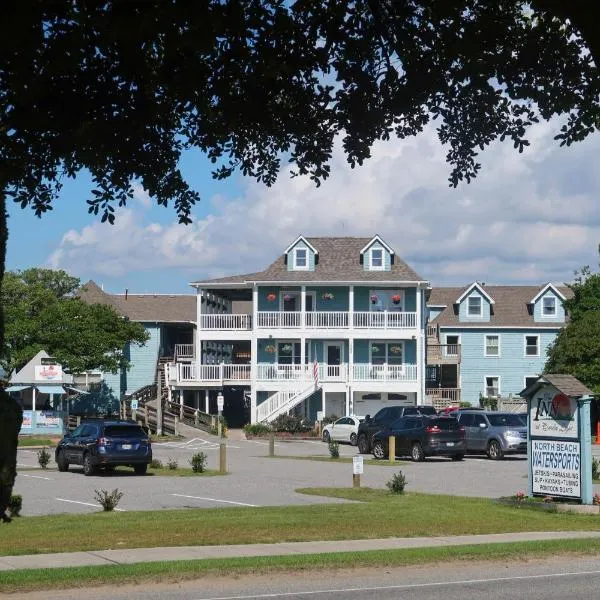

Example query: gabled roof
[10,350,74,384]
[283,235,319,255]
[455,282,495,305]
[428,285,572,328]
[520,374,594,399]
[529,283,567,304]
[79,281,196,323]
[359,235,395,255]
[192,237,424,285]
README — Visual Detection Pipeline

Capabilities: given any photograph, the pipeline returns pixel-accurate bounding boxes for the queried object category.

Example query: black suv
[371,415,465,461]
[55,420,152,476]
[356,405,437,453]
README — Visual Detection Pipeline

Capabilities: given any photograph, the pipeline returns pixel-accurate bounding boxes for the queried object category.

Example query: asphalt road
[10,557,600,600]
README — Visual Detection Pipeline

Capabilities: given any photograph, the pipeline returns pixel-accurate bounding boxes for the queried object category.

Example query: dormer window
[542,296,557,317]
[294,247,308,270]
[467,296,482,317]
[370,248,383,269]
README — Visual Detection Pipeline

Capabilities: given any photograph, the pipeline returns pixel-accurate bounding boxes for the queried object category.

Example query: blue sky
[7,119,600,294]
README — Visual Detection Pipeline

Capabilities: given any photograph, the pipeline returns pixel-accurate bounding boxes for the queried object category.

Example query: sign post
[522,375,594,505]
[352,455,363,488]
[217,392,226,474]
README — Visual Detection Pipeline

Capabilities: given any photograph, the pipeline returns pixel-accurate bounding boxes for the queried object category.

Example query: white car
[322,416,365,446]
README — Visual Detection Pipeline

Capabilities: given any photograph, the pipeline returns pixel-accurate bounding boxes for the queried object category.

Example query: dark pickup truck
[356,405,437,454]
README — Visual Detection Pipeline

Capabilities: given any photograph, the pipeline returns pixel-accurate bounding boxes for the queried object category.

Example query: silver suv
[451,411,527,460]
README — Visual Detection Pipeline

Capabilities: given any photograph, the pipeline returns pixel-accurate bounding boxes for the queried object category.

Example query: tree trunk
[0,189,23,523]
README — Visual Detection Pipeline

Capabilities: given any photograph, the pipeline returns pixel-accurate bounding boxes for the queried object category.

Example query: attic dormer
[455,282,494,322]
[529,283,566,323]
[284,236,318,272]
[360,235,394,272]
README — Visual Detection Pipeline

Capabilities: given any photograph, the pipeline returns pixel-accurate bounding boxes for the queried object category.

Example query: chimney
[125,288,128,300]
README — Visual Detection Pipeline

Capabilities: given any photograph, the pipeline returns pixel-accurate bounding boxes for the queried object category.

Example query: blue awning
[36,385,66,395]
[5,385,32,392]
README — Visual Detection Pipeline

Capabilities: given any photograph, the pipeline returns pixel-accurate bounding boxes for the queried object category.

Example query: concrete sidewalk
[2,531,600,571]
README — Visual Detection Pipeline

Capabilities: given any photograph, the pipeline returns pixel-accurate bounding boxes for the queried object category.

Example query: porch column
[196,288,204,366]
[301,285,306,328]
[204,389,209,413]
[300,335,306,380]
[349,339,354,385]
[349,285,354,330]
[195,391,200,410]
[348,385,353,415]
[251,334,258,423]
[322,390,327,417]
[345,386,350,416]
[179,387,184,418]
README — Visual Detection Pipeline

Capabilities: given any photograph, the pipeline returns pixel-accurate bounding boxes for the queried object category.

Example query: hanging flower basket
[265,344,276,354]
[283,294,292,302]
[322,292,335,300]
[371,345,380,353]
[391,295,401,305]
[266,293,277,302]
[370,294,378,304]
[390,345,402,354]
[281,344,293,352]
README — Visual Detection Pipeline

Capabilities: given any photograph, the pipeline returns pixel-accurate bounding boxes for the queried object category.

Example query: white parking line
[171,493,258,507]
[55,498,126,512]
[17,463,40,468]
[21,473,53,480]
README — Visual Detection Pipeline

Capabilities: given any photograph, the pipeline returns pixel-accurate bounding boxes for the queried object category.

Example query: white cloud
[48,121,600,287]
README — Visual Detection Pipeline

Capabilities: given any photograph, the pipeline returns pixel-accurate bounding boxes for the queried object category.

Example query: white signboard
[217,393,224,412]
[353,456,364,475]
[316,411,324,422]
[131,399,138,410]
[529,388,578,439]
[532,439,581,498]
[34,364,63,382]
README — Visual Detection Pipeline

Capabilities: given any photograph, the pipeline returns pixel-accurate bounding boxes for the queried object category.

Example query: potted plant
[391,294,401,305]
[322,292,335,300]
[283,294,292,302]
[281,344,293,352]
[370,294,378,304]
[265,344,276,354]
[390,345,402,354]
[266,293,277,302]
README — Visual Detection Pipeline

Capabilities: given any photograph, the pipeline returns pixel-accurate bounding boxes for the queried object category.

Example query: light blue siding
[428,306,445,321]
[310,286,349,311]
[286,240,316,271]
[362,240,391,272]
[353,339,416,366]
[354,287,416,311]
[443,327,561,404]
[123,324,161,394]
[533,289,566,323]
[458,290,491,323]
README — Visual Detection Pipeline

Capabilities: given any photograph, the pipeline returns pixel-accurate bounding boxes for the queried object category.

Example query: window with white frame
[370,248,384,269]
[525,376,538,389]
[485,334,500,357]
[445,334,459,357]
[467,295,482,317]
[294,247,308,269]
[485,376,499,397]
[542,296,557,317]
[369,290,404,312]
[525,335,540,357]
[370,342,404,365]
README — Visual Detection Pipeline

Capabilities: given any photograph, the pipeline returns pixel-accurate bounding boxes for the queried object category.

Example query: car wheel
[83,453,96,476]
[487,440,504,460]
[411,442,425,462]
[350,432,358,446]
[372,440,386,460]
[134,464,148,475]
[357,434,370,454]
[322,430,330,443]
[451,454,464,461]
[56,450,69,472]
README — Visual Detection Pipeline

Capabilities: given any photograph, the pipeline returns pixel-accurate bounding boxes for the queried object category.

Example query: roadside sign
[131,399,138,410]
[353,455,364,475]
[316,411,324,422]
[217,393,224,412]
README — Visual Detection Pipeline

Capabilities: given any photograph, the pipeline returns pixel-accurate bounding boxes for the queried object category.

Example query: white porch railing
[257,311,301,328]
[305,311,349,328]
[257,363,306,381]
[256,384,317,423]
[352,363,418,382]
[200,314,252,330]
[174,344,194,359]
[174,363,251,383]
[354,311,417,328]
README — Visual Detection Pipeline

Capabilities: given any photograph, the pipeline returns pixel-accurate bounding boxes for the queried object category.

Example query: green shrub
[386,471,408,494]
[150,458,163,469]
[592,457,599,480]
[37,447,51,469]
[271,414,307,433]
[94,488,124,512]
[190,452,207,473]
[321,414,339,426]
[167,458,178,470]
[459,401,472,408]
[243,423,271,435]
[478,395,498,411]
[8,495,22,518]
[328,440,340,459]
[210,415,228,437]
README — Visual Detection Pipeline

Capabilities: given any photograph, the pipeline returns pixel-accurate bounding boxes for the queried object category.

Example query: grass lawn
[3,488,600,557]
[18,437,58,447]
[143,466,224,477]
[3,538,600,593]
[267,455,408,466]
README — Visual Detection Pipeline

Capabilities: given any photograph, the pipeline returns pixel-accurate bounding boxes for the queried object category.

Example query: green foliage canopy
[1,268,149,374]
[545,266,600,394]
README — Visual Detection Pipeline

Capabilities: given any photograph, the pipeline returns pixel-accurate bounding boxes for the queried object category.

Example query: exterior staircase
[257,384,320,423]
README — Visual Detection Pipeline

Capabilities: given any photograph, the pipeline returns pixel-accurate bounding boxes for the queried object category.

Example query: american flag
[313,356,319,388]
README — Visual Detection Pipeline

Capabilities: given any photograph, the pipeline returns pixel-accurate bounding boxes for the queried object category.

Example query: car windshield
[487,414,524,427]
[418,406,437,415]
[429,418,458,430]
[103,425,147,438]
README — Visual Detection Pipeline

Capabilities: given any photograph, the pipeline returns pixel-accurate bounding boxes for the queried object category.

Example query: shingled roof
[192,237,424,285]
[428,285,572,328]
[520,374,594,398]
[79,281,196,323]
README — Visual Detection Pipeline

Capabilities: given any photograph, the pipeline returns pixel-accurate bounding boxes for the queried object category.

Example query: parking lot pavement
[13,432,549,517]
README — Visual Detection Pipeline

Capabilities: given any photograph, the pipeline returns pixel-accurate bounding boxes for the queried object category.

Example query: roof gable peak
[529,283,567,304]
[359,235,395,255]
[283,235,319,255]
[455,281,495,305]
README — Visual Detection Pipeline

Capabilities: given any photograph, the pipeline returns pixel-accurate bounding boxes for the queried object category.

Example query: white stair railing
[257,384,318,423]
